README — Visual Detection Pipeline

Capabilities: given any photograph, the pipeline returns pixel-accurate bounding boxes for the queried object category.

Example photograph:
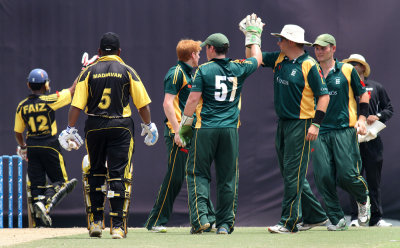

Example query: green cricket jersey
[164,61,193,133]
[191,57,258,128]
[262,51,329,120]
[319,60,366,134]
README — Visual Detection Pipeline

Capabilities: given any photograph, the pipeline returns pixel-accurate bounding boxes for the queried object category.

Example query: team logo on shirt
[290,69,297,76]
[335,78,340,84]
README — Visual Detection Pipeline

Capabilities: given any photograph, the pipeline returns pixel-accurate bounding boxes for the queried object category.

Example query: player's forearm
[183,92,201,117]
[15,132,26,147]
[138,104,151,124]
[163,101,179,132]
[68,105,82,127]
[359,92,369,104]
[68,77,78,96]
[316,94,330,112]
[246,45,262,67]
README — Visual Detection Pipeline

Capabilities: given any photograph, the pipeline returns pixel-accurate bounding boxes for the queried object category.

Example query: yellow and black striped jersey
[14,89,71,139]
[72,55,151,118]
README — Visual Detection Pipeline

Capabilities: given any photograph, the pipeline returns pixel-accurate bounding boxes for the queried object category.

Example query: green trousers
[145,127,215,229]
[275,119,327,232]
[187,128,238,233]
[312,127,369,225]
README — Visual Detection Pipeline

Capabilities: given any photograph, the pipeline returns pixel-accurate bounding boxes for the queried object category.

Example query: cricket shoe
[33,202,52,227]
[89,221,103,238]
[216,227,228,234]
[373,219,392,227]
[268,224,291,234]
[350,219,360,227]
[204,223,217,233]
[111,227,126,239]
[327,218,348,231]
[357,196,371,226]
[151,226,167,233]
[297,219,328,231]
[190,222,210,234]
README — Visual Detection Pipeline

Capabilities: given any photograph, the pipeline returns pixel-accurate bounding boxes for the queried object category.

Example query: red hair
[176,40,202,61]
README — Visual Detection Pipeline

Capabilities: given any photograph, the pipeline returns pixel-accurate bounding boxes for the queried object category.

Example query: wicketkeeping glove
[239,13,264,47]
[178,115,194,147]
[17,146,28,161]
[141,122,159,146]
[58,126,84,151]
[81,52,99,70]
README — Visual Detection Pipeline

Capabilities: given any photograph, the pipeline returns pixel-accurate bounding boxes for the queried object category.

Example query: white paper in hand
[358,120,386,143]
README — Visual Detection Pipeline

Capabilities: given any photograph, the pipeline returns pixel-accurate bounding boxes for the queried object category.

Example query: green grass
[9,227,400,248]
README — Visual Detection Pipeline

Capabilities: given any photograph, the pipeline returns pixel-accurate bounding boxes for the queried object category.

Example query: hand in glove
[178,115,194,147]
[81,52,99,70]
[239,13,265,47]
[141,122,159,146]
[58,126,84,151]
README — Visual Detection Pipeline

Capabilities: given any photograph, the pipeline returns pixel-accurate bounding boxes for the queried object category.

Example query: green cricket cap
[200,33,230,48]
[313,33,336,47]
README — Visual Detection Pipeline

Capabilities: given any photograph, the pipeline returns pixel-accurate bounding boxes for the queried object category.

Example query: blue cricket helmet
[27,68,49,83]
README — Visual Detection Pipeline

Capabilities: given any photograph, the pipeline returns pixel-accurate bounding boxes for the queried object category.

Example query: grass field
[7,227,400,248]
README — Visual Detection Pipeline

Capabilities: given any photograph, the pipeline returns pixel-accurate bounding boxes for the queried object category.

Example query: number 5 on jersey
[98,88,111,109]
[215,75,238,102]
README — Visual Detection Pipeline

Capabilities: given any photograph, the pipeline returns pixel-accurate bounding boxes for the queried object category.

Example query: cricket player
[145,39,215,233]
[14,68,78,227]
[177,14,263,234]
[312,34,371,231]
[260,24,330,234]
[59,32,158,239]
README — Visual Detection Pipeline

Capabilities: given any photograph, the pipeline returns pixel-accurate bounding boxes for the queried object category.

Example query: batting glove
[81,52,99,70]
[17,146,28,161]
[141,122,159,146]
[58,126,84,151]
[239,13,264,47]
[178,115,194,147]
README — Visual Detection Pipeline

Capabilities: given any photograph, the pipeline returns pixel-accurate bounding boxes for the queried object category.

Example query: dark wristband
[312,110,326,125]
[359,102,369,117]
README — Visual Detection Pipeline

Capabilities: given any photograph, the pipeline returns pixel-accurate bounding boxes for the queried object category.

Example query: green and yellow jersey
[262,51,329,120]
[319,60,366,134]
[191,57,258,128]
[164,61,193,133]
[72,55,151,118]
[14,89,71,139]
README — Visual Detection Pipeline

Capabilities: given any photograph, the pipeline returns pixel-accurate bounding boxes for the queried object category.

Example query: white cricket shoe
[33,202,52,227]
[374,219,392,227]
[111,227,126,239]
[151,226,167,233]
[350,219,360,227]
[357,196,371,226]
[89,220,102,238]
[268,224,291,234]
[327,218,348,231]
[297,219,328,231]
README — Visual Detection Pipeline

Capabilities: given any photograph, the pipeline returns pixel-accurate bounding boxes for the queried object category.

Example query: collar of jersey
[98,55,124,63]
[283,51,309,64]
[211,58,230,63]
[178,61,193,73]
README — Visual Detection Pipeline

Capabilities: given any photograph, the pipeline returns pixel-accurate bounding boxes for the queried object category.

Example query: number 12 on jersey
[214,75,238,102]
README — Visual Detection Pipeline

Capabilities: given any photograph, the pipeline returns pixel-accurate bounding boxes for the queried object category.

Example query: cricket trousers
[275,119,327,232]
[350,136,383,225]
[313,127,369,225]
[145,127,192,229]
[187,128,237,233]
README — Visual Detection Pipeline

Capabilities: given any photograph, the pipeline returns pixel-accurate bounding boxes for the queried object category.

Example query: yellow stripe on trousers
[283,120,311,231]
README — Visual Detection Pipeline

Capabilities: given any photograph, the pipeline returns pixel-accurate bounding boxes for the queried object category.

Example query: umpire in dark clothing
[343,54,394,227]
